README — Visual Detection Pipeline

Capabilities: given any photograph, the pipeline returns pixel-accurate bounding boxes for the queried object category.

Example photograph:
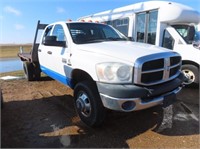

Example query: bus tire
[181,64,199,87]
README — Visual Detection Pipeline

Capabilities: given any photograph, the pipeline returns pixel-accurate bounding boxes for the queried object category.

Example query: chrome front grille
[134,52,182,86]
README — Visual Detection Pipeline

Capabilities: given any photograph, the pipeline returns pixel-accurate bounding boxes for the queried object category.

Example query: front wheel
[74,81,106,127]
[181,64,199,87]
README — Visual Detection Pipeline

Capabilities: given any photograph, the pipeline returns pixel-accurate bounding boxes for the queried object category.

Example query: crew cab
[18,21,184,127]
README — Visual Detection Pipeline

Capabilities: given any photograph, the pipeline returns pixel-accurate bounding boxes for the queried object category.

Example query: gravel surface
[1,77,199,148]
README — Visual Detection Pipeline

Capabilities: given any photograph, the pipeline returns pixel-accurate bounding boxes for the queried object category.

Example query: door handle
[38,49,42,52]
[62,58,67,63]
[47,51,52,55]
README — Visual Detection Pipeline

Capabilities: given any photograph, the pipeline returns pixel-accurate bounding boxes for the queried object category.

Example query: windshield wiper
[77,39,105,44]
[76,38,127,44]
[106,37,127,41]
[87,39,106,43]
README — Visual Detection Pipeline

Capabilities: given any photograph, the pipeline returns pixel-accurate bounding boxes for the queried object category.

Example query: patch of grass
[0,70,47,78]
[0,70,24,77]
[0,44,32,59]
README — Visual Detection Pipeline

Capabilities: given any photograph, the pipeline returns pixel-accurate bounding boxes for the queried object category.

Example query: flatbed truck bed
[18,21,48,81]
[18,21,48,62]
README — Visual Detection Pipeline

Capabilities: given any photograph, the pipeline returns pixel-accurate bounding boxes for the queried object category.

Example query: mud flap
[163,93,176,108]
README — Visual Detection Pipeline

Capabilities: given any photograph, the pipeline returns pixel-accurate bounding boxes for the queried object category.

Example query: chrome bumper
[100,87,182,112]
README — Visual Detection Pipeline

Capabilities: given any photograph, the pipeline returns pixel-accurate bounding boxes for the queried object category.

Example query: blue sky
[0,0,200,44]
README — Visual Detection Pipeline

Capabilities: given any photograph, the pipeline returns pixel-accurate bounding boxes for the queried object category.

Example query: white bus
[78,1,200,86]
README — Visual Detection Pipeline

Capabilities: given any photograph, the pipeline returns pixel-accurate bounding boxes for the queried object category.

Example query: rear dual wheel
[23,62,41,81]
[1,88,3,109]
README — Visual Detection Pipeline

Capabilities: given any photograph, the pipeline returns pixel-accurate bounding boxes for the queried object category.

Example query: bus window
[136,13,146,43]
[105,18,129,36]
[162,29,175,50]
[147,10,158,44]
[136,10,158,44]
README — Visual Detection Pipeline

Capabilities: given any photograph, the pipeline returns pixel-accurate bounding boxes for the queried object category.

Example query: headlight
[96,62,133,83]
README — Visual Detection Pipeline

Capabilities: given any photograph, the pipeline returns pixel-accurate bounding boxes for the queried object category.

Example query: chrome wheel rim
[182,69,195,85]
[76,91,91,117]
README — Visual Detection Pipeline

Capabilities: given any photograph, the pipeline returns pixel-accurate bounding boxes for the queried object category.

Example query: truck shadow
[153,87,199,136]
[39,76,54,81]
[1,88,199,148]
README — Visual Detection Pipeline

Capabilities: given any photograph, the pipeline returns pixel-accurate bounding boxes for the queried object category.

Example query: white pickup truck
[18,21,184,127]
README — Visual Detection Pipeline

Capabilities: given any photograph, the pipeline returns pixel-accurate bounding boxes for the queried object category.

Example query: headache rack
[18,20,48,63]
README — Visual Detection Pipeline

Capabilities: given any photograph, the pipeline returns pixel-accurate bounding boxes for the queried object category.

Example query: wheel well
[182,60,199,69]
[71,69,94,89]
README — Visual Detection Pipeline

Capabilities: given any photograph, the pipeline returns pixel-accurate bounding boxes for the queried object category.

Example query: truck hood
[75,41,172,63]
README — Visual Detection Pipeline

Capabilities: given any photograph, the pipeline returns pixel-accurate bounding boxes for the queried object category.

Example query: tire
[74,81,106,127]
[34,71,41,81]
[23,62,34,81]
[0,89,3,109]
[34,64,41,81]
[181,64,199,87]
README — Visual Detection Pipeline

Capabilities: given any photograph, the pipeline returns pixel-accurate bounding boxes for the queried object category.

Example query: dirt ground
[1,77,199,148]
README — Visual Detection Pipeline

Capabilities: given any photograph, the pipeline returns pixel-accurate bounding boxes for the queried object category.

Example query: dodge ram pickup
[18,20,184,127]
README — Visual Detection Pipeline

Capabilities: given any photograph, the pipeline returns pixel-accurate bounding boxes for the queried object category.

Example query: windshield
[67,23,128,44]
[172,25,200,44]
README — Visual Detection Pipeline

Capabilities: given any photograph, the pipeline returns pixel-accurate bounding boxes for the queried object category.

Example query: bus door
[135,10,158,45]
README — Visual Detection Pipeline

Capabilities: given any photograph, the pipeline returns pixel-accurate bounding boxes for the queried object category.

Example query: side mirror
[43,36,66,47]
[193,40,200,49]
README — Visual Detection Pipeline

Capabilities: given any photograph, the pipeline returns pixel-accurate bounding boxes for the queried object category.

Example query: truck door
[49,24,72,85]
[38,25,54,71]
[39,24,72,86]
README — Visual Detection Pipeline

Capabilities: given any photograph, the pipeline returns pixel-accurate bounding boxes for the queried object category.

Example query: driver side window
[162,30,175,50]
[52,24,66,42]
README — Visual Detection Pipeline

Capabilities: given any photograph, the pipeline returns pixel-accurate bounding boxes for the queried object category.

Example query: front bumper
[97,73,184,112]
